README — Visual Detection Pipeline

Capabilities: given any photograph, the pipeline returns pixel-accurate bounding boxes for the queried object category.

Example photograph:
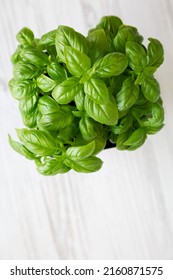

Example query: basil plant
[8,16,164,175]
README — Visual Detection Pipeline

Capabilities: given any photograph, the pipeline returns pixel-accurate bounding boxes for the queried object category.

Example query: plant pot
[105,140,115,149]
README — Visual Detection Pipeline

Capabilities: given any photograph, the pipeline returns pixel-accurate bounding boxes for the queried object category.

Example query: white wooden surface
[0,0,173,260]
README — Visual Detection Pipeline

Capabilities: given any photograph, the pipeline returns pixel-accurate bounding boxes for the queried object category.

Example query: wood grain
[0,0,173,260]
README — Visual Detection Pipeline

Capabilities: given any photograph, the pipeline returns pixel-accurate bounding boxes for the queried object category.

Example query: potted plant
[8,15,164,175]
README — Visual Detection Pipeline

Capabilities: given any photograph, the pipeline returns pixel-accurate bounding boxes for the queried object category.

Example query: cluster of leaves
[9,16,164,175]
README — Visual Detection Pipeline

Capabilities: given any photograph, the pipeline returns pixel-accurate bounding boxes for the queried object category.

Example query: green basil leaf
[84,94,118,125]
[116,129,133,150]
[131,103,149,121]
[135,89,148,105]
[93,137,106,154]
[10,80,37,100]
[74,89,85,111]
[52,76,81,104]
[45,45,57,60]
[16,27,34,45]
[35,156,70,175]
[8,79,15,91]
[72,134,107,155]
[88,26,114,53]
[86,29,108,64]
[109,133,117,144]
[37,74,57,92]
[38,29,56,46]
[20,46,49,67]
[79,116,97,140]
[95,15,123,36]
[38,105,74,131]
[118,109,130,119]
[123,128,147,150]
[143,67,158,76]
[146,124,164,135]
[72,111,84,118]
[92,52,128,78]
[21,108,38,128]
[19,92,38,128]
[105,30,116,52]
[11,47,22,64]
[116,77,139,111]
[125,41,147,73]
[114,25,143,52]
[58,121,79,142]
[95,122,107,139]
[141,76,160,102]
[142,103,164,127]
[38,96,60,114]
[66,141,95,160]
[47,62,67,83]
[19,93,38,115]
[109,73,126,87]
[84,78,109,104]
[16,128,58,156]
[64,156,103,173]
[64,46,91,76]
[147,38,164,68]
[13,61,41,81]
[55,25,88,62]
[72,135,88,147]
[135,67,157,85]
[8,134,36,160]
[111,113,133,134]
[109,74,127,96]
[157,97,164,106]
